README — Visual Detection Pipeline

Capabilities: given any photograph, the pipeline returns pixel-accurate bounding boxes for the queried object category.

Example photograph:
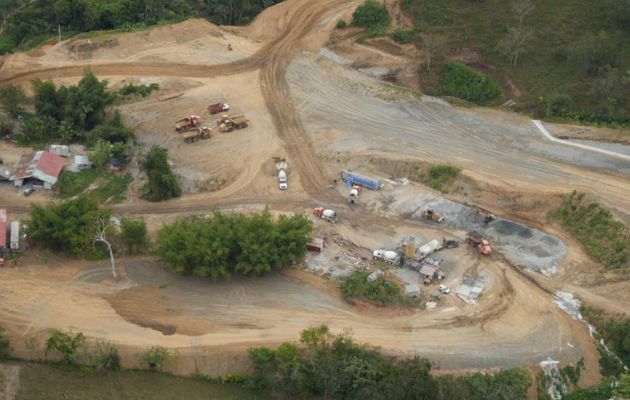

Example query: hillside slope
[400,0,630,126]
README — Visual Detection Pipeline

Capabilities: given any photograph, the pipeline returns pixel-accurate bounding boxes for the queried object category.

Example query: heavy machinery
[183,127,212,143]
[217,114,249,132]
[174,115,202,132]
[341,171,382,190]
[421,209,444,223]
[313,207,338,223]
[349,185,360,204]
[442,237,460,249]
[466,231,492,255]
[208,102,230,114]
[372,249,402,266]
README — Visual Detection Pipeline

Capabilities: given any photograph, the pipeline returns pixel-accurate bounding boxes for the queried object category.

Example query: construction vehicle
[484,213,496,224]
[217,114,249,132]
[442,237,460,249]
[416,239,442,260]
[208,102,230,114]
[372,249,402,266]
[273,157,288,190]
[183,127,212,143]
[313,207,338,223]
[438,284,450,294]
[341,171,382,190]
[466,231,492,255]
[174,115,202,132]
[349,185,360,204]
[421,209,444,223]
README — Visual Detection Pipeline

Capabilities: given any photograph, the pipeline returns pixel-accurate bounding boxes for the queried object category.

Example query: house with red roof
[10,151,65,189]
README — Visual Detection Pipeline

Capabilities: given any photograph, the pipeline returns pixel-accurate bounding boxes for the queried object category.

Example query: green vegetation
[155,210,312,279]
[118,82,160,98]
[90,340,121,373]
[553,191,629,269]
[392,28,414,44]
[562,374,630,400]
[56,169,102,198]
[0,0,284,55]
[352,0,391,36]
[119,218,149,255]
[45,330,86,365]
[400,0,630,126]
[422,163,462,192]
[249,325,531,400]
[0,83,27,118]
[55,169,131,203]
[15,361,270,400]
[582,306,630,375]
[0,327,10,359]
[140,146,181,202]
[29,196,112,257]
[141,346,170,373]
[336,19,348,29]
[441,63,501,103]
[340,270,410,306]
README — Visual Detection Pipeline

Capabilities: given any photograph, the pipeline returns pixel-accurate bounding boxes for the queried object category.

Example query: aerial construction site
[0,0,629,398]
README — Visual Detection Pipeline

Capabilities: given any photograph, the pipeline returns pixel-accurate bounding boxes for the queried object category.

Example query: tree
[569,32,618,75]
[32,79,66,122]
[498,26,533,67]
[120,218,148,255]
[441,63,501,102]
[0,327,10,359]
[89,139,112,168]
[420,33,442,72]
[29,196,111,256]
[0,84,27,118]
[141,345,170,372]
[45,330,86,365]
[140,146,181,202]
[93,216,117,280]
[90,340,121,372]
[63,70,112,137]
[352,0,391,28]
[512,0,534,30]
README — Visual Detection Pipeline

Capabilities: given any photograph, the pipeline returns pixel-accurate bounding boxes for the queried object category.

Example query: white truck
[313,207,338,223]
[416,239,442,260]
[372,249,402,266]
[278,168,288,190]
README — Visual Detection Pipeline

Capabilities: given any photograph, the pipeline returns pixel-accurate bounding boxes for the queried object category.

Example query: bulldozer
[466,231,492,255]
[217,114,249,132]
[174,115,202,132]
[421,209,444,223]
[183,127,212,143]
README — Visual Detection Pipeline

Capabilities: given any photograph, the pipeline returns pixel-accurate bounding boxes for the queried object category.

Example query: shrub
[440,62,501,103]
[91,341,121,372]
[352,0,391,28]
[336,19,347,29]
[392,28,413,44]
[340,271,406,305]
[120,218,148,255]
[140,146,181,202]
[118,82,159,98]
[141,345,170,372]
[421,163,461,192]
[0,327,10,359]
[45,330,86,365]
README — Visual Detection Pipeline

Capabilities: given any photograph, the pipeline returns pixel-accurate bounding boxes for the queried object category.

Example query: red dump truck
[208,102,230,114]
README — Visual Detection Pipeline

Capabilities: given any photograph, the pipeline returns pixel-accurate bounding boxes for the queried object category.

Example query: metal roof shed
[33,151,65,189]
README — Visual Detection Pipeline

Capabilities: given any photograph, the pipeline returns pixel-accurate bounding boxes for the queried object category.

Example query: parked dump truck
[340,171,382,190]
[208,102,230,114]
[313,207,338,223]
[417,239,442,260]
[442,237,460,249]
[372,249,402,265]
[217,114,249,132]
[174,115,202,132]
[466,231,492,255]
[421,209,444,223]
[183,127,212,143]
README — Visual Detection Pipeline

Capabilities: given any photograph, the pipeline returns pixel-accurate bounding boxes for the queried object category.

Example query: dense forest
[0,0,283,54]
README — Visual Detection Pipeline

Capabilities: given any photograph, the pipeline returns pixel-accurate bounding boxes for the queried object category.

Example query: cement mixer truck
[372,250,402,266]
[313,207,338,223]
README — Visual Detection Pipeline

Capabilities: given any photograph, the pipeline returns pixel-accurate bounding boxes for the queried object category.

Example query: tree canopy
[140,146,181,202]
[155,210,313,279]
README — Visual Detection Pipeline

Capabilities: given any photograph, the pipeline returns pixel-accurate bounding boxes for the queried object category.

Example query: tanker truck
[372,249,402,266]
[416,239,443,260]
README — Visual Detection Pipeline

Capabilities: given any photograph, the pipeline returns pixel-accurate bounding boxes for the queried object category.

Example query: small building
[67,155,92,173]
[306,237,324,253]
[47,144,70,158]
[33,151,65,189]
[9,153,34,187]
[10,221,19,250]
[404,283,421,297]
[418,264,445,281]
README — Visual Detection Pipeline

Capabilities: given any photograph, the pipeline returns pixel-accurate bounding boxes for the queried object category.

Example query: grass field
[400,0,630,123]
[13,362,269,400]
